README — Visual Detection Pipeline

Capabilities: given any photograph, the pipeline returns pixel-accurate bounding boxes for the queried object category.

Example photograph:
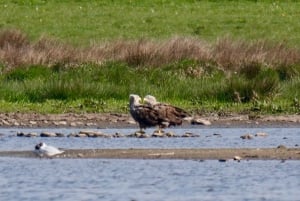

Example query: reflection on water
[0,127,299,150]
[0,158,299,201]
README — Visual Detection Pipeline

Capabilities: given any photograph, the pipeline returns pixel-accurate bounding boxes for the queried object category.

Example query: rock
[77,153,84,158]
[53,121,67,126]
[26,132,38,137]
[79,130,109,138]
[85,122,96,127]
[70,122,77,127]
[55,133,65,137]
[165,131,178,137]
[17,132,38,137]
[75,133,88,137]
[112,132,125,138]
[17,131,25,137]
[233,156,242,162]
[218,159,227,162]
[191,118,211,126]
[182,132,200,137]
[67,133,77,137]
[127,120,136,125]
[255,132,268,137]
[2,120,10,126]
[240,134,254,140]
[152,130,165,137]
[127,131,149,138]
[29,121,37,125]
[277,145,287,149]
[213,133,222,137]
[40,132,58,137]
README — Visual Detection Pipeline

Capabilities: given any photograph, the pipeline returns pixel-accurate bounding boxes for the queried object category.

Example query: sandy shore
[0,112,299,128]
[1,112,299,160]
[1,147,299,160]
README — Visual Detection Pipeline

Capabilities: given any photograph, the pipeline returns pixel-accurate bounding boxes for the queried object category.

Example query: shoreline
[0,112,299,128]
[1,148,299,160]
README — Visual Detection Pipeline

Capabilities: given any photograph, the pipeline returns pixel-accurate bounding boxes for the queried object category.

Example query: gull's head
[35,142,46,150]
[144,95,158,106]
[129,94,142,106]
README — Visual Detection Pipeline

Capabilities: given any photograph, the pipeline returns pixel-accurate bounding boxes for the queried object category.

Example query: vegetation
[0,0,300,114]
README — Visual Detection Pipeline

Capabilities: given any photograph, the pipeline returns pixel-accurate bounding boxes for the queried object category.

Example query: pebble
[29,121,37,125]
[233,156,242,162]
[191,118,211,126]
[40,132,58,137]
[17,132,38,137]
[79,130,109,138]
[182,132,200,137]
[255,132,268,137]
[277,145,287,149]
[218,159,227,162]
[113,132,125,138]
[240,134,254,140]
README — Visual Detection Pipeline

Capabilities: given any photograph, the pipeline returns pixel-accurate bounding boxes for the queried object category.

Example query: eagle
[129,94,190,134]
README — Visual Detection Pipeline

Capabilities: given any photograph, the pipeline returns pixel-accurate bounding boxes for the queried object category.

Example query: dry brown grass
[1,29,300,71]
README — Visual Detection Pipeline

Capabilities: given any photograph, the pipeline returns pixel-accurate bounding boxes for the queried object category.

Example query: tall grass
[0,30,299,114]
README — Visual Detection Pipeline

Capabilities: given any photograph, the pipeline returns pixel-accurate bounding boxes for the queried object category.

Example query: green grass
[0,61,299,114]
[1,0,300,46]
[0,0,300,114]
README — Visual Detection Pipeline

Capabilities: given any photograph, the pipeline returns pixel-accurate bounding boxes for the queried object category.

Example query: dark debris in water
[15,130,201,138]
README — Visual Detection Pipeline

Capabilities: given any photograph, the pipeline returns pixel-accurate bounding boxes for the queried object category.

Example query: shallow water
[0,127,299,150]
[1,127,300,201]
[0,158,299,201]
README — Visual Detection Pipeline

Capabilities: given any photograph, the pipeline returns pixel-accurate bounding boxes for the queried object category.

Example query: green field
[1,0,300,45]
[0,0,300,114]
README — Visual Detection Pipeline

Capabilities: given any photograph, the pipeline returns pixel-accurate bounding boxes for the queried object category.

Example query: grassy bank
[0,30,299,114]
[0,0,300,115]
[1,1,300,46]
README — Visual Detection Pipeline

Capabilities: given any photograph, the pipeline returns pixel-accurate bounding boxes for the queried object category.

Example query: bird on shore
[143,94,192,124]
[34,142,64,158]
[129,94,190,134]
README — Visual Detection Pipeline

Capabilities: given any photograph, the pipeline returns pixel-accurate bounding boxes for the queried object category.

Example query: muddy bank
[0,112,299,128]
[1,147,299,160]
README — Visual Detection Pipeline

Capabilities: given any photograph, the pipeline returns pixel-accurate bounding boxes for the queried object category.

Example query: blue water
[0,158,299,201]
[0,127,299,201]
[0,127,299,150]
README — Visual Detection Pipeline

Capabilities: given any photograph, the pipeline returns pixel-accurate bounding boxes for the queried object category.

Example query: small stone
[70,122,77,127]
[213,133,222,137]
[55,133,65,137]
[40,132,57,137]
[127,120,136,125]
[152,130,165,137]
[191,118,211,126]
[26,132,38,137]
[29,121,37,125]
[277,145,287,149]
[218,159,227,162]
[165,131,177,137]
[240,134,254,140]
[255,132,268,137]
[2,120,10,126]
[75,133,88,137]
[17,132,25,137]
[79,130,108,137]
[127,131,148,138]
[113,132,125,138]
[86,122,96,126]
[233,156,242,162]
[182,132,200,137]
